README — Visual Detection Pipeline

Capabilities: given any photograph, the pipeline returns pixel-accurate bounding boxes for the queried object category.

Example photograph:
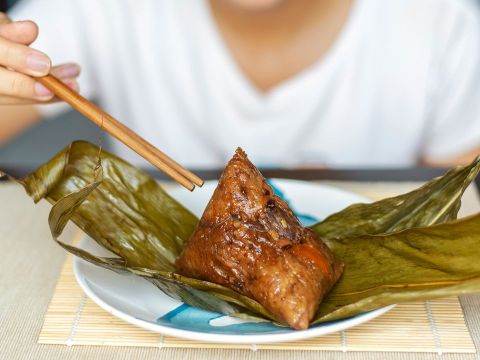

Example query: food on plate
[176,149,343,329]
[7,141,480,330]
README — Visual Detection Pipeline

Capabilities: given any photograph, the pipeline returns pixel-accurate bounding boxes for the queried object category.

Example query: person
[0,0,479,169]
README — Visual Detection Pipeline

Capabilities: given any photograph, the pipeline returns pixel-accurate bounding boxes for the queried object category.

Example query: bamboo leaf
[313,213,480,323]
[14,141,480,329]
[22,141,280,324]
[311,157,480,239]
[24,140,198,271]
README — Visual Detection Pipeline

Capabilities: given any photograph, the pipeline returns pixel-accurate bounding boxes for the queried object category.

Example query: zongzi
[176,148,344,329]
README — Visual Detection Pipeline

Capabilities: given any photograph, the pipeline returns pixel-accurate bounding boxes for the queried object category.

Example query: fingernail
[26,52,50,74]
[57,64,80,79]
[34,82,53,97]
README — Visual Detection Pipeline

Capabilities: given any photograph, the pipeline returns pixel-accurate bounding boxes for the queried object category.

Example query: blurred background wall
[0,0,479,168]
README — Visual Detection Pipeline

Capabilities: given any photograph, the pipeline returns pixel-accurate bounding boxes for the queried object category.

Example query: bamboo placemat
[38,182,480,354]
[39,246,475,353]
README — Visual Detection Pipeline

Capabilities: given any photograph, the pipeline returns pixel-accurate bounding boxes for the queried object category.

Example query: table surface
[2,173,480,360]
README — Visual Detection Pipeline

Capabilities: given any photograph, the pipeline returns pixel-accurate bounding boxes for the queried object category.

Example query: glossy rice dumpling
[176,148,344,329]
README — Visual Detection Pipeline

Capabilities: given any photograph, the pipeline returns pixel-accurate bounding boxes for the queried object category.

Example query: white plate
[73,179,395,344]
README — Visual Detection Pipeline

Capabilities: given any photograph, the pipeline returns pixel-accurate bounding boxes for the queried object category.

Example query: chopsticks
[37,74,204,191]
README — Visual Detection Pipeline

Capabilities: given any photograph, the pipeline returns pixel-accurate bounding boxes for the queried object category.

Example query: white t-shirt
[9,0,480,169]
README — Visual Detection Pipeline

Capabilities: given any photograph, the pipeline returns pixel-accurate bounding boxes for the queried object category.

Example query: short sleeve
[8,0,97,118]
[423,2,480,159]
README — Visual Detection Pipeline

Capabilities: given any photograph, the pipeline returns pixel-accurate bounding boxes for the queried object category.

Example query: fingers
[0,78,79,105]
[50,63,81,80]
[0,13,81,106]
[0,12,11,25]
[0,20,39,45]
[0,36,51,76]
[0,94,59,105]
[0,66,52,100]
[0,63,80,105]
[0,13,39,45]
[0,12,49,76]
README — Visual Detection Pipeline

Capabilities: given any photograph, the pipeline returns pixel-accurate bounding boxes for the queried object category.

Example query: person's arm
[0,105,40,144]
[423,147,480,167]
[0,12,79,145]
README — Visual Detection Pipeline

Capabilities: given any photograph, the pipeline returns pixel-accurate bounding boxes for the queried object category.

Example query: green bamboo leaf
[311,157,480,239]
[21,141,281,324]
[14,141,480,329]
[23,140,198,271]
[313,213,480,323]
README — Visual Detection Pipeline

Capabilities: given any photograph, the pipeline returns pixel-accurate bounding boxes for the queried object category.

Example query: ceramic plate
[73,179,394,344]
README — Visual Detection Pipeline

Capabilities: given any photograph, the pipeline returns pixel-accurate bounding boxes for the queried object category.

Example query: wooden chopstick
[37,74,204,191]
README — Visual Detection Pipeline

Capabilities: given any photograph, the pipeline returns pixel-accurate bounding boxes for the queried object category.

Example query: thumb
[0,14,39,45]
[0,12,10,25]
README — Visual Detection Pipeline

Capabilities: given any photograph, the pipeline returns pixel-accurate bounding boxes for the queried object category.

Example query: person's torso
[72,0,449,168]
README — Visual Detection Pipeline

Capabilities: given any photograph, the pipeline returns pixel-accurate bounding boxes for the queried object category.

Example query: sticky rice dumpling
[176,148,344,329]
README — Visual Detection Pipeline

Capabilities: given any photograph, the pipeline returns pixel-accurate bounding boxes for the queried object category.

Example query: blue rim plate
[73,179,395,344]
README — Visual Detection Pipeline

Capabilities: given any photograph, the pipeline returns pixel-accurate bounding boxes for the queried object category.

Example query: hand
[0,13,80,105]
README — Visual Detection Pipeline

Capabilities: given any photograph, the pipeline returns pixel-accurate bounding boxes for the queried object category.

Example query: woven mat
[39,235,475,354]
[38,183,480,353]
